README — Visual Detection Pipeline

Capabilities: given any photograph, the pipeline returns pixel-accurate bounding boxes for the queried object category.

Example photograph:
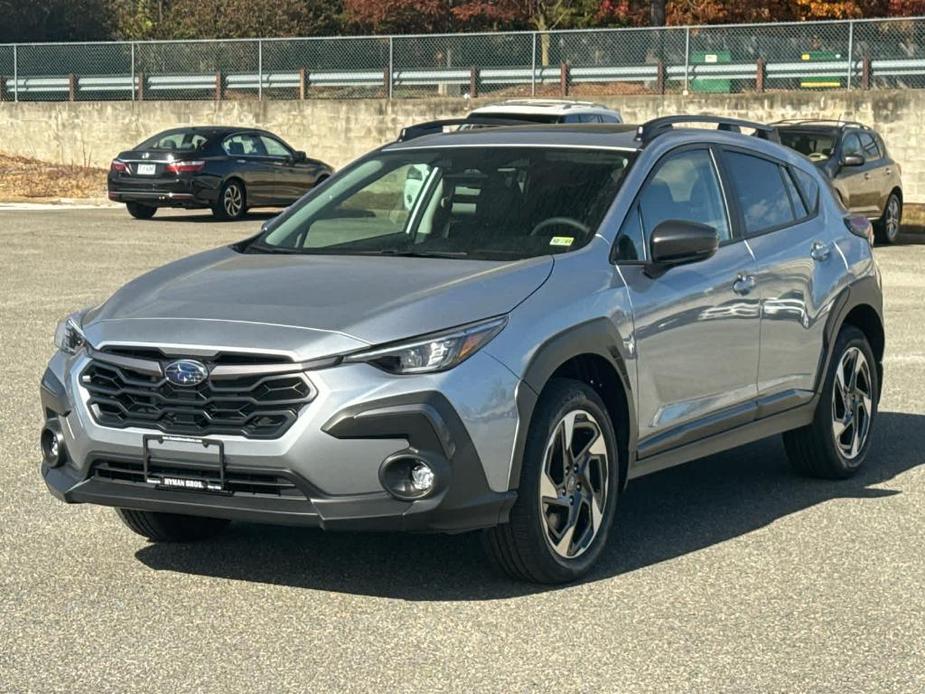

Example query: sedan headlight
[54,312,89,355]
[344,317,507,374]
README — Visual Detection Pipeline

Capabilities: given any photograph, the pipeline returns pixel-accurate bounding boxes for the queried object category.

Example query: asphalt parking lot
[1,207,923,693]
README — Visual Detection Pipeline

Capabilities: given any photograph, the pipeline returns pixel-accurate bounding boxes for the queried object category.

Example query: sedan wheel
[213,181,247,220]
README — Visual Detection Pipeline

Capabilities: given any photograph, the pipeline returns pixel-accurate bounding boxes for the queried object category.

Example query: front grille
[93,459,306,498]
[81,359,315,439]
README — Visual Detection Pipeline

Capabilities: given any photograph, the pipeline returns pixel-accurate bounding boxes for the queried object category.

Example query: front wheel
[783,325,879,479]
[115,508,230,542]
[126,202,157,220]
[874,192,902,245]
[212,180,247,220]
[483,378,619,584]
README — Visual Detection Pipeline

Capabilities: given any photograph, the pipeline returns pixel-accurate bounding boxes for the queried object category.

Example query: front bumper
[39,347,521,533]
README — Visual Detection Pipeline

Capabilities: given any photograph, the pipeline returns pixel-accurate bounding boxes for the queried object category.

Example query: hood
[85,246,553,360]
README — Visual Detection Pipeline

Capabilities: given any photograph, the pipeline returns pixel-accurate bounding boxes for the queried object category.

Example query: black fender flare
[508,318,637,491]
[816,275,885,397]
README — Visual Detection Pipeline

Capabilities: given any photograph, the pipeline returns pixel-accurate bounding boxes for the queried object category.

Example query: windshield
[256,146,634,260]
[138,129,210,152]
[779,130,837,162]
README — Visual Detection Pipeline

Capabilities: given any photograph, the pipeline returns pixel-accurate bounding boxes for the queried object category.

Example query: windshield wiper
[375,249,470,258]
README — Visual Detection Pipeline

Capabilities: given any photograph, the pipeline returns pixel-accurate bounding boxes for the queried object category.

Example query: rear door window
[222,134,266,157]
[723,151,796,235]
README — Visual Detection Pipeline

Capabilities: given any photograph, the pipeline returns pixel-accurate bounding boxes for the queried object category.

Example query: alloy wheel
[223,184,243,217]
[886,196,900,241]
[832,346,873,460]
[538,409,610,559]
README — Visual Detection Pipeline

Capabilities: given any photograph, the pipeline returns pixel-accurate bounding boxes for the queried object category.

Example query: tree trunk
[535,15,551,67]
[650,0,667,26]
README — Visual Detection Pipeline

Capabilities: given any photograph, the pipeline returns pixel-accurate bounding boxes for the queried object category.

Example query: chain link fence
[2,17,925,102]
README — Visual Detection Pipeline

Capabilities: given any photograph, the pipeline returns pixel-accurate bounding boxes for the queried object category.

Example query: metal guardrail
[1,17,925,102]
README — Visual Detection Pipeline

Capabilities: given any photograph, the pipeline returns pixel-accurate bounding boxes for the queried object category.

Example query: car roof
[469,99,619,116]
[155,126,274,138]
[776,121,872,134]
[382,122,816,170]
[385,123,640,151]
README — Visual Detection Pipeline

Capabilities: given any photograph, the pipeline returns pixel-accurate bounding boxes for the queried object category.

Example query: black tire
[483,378,620,584]
[115,508,230,542]
[212,179,247,220]
[874,192,902,245]
[783,325,879,479]
[126,202,157,220]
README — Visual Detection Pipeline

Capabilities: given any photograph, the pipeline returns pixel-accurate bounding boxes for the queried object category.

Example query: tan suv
[775,120,903,244]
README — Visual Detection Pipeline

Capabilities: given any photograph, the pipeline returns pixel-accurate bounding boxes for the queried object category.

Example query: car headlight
[54,312,89,355]
[344,316,507,374]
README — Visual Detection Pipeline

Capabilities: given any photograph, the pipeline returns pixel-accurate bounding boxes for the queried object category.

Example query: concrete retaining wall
[1,90,921,201]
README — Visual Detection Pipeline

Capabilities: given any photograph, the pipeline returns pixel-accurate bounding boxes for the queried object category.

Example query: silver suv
[40,116,884,584]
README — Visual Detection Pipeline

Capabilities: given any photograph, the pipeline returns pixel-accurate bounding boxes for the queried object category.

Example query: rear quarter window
[791,166,821,215]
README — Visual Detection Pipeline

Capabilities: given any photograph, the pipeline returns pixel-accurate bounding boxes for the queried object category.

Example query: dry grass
[0,153,107,201]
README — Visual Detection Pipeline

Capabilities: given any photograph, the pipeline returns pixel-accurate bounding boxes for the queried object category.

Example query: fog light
[410,463,435,492]
[41,425,65,467]
[379,452,443,500]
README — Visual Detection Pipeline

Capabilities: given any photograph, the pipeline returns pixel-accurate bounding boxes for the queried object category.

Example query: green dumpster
[690,50,732,93]
[800,50,843,89]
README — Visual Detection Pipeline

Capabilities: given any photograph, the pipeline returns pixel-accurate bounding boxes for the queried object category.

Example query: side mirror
[647,220,719,275]
[292,150,307,163]
[842,153,865,167]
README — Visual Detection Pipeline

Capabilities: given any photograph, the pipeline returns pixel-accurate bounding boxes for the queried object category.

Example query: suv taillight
[165,161,205,174]
[844,214,874,246]
[110,160,127,173]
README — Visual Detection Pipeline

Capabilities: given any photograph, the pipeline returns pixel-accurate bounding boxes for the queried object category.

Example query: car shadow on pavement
[896,224,925,243]
[144,211,278,223]
[135,411,924,600]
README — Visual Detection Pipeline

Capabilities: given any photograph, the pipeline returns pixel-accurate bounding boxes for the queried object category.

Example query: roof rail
[635,115,780,145]
[769,118,868,130]
[397,116,537,142]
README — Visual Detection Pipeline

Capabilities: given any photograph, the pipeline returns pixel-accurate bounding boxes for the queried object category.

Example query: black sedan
[108,127,333,220]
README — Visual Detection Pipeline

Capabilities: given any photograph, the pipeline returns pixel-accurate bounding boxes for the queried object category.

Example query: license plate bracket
[142,434,228,494]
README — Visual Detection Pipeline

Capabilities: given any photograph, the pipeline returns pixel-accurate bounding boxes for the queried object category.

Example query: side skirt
[628,401,816,481]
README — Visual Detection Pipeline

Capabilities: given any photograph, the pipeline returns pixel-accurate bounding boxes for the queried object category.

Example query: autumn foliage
[1,0,923,42]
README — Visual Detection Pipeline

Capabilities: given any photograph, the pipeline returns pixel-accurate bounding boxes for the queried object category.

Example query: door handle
[733,273,756,295]
[863,172,871,180]
[810,240,831,261]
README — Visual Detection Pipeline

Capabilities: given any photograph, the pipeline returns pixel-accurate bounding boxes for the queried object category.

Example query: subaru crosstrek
[40,116,884,583]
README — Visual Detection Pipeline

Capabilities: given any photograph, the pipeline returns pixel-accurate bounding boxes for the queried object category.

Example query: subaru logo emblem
[164,359,209,387]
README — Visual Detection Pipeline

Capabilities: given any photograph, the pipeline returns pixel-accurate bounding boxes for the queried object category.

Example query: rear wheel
[783,325,878,479]
[874,192,902,245]
[483,379,619,584]
[126,202,157,220]
[115,508,230,542]
[212,180,247,220]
